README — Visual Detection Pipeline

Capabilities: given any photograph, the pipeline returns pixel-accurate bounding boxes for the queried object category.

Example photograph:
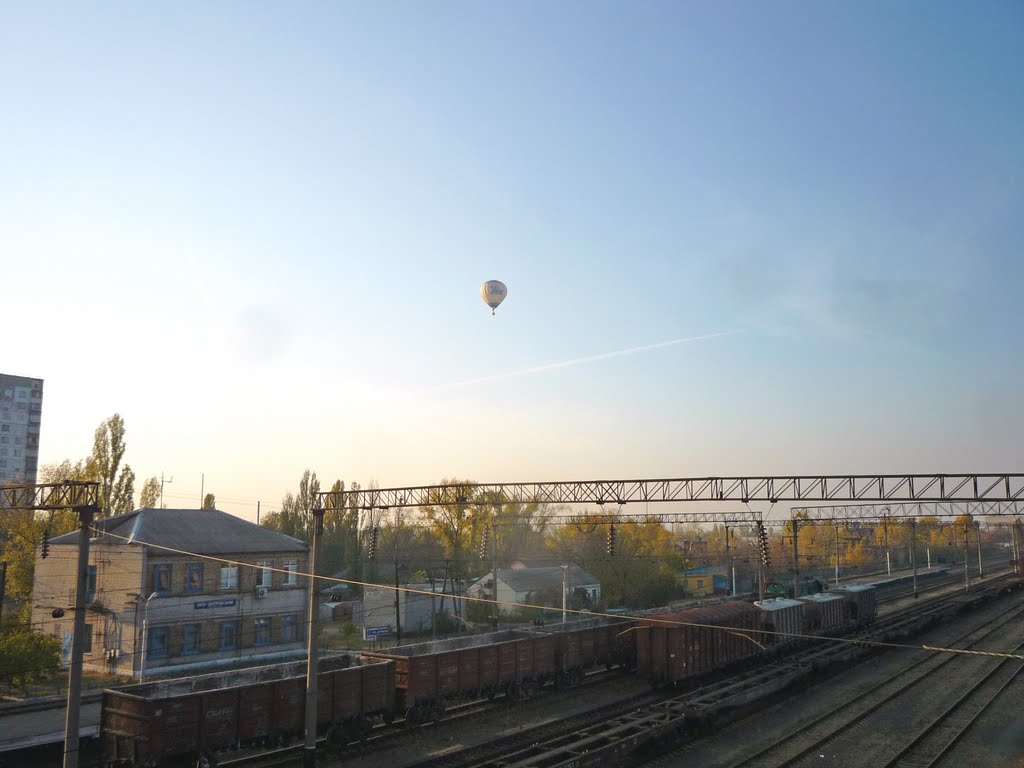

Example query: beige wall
[31,542,309,677]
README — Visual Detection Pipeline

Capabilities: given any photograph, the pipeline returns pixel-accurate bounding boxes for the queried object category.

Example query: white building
[466,565,601,615]
[0,373,43,484]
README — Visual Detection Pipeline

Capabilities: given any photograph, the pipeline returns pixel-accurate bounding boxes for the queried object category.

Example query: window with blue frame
[86,565,97,603]
[219,621,238,650]
[148,626,169,659]
[152,564,172,596]
[254,617,272,646]
[186,563,204,593]
[183,624,202,655]
[282,615,298,643]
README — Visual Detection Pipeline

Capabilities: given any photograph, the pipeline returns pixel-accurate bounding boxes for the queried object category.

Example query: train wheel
[406,705,423,726]
[431,702,446,723]
[359,716,374,739]
[383,710,396,725]
[195,751,217,768]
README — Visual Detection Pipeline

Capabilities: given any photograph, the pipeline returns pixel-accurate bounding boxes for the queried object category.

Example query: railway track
[722,596,1024,768]
[393,576,1023,768]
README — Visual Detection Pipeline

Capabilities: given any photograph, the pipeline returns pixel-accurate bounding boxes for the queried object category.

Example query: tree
[202,493,216,510]
[422,479,482,613]
[261,470,321,541]
[0,462,83,625]
[85,414,135,517]
[138,477,160,509]
[0,630,61,694]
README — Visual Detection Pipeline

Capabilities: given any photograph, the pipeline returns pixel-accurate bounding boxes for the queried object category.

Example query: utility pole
[910,518,918,598]
[724,524,732,596]
[834,524,841,588]
[0,561,7,629]
[791,518,799,599]
[65,501,97,768]
[1012,521,1020,575]
[964,520,970,591]
[976,521,984,578]
[159,473,173,509]
[303,505,324,768]
[883,514,891,575]
[490,523,498,629]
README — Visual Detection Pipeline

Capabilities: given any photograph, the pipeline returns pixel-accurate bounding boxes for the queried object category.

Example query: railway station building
[31,507,309,678]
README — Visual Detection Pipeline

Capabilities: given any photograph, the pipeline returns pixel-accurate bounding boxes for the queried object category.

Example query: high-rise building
[0,373,43,484]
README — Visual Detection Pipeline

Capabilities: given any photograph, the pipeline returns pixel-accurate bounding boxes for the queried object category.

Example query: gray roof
[496,565,599,594]
[50,508,307,555]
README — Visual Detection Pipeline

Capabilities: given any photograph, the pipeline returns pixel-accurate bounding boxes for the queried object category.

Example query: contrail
[416,329,745,394]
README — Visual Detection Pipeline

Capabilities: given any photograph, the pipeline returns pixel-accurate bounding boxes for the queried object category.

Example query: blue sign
[363,626,390,639]
[194,599,238,609]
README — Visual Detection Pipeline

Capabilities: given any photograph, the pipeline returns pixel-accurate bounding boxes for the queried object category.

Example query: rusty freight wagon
[753,597,806,651]
[832,584,877,626]
[536,616,635,683]
[362,629,556,723]
[101,656,394,767]
[634,602,762,685]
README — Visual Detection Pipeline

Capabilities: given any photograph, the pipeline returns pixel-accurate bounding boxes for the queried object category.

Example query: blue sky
[2,2,1021,520]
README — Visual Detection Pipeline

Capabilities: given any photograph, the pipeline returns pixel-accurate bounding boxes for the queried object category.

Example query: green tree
[85,414,135,517]
[0,462,83,625]
[261,470,321,541]
[0,630,61,694]
[138,477,160,509]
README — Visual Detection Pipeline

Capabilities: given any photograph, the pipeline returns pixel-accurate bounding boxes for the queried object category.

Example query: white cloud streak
[414,329,746,395]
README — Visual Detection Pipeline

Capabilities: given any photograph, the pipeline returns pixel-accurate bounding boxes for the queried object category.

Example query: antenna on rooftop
[160,472,173,509]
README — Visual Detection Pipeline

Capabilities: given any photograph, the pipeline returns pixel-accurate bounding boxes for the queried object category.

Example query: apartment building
[32,507,309,677]
[0,373,43,484]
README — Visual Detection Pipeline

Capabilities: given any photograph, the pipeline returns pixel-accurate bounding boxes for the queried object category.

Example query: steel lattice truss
[788,500,1024,523]
[319,473,1024,514]
[0,481,100,511]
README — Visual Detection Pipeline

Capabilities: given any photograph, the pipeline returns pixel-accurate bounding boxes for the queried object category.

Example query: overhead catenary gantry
[788,500,1024,523]
[319,473,1024,516]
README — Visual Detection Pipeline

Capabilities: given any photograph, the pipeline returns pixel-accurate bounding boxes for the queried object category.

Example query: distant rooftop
[50,507,307,554]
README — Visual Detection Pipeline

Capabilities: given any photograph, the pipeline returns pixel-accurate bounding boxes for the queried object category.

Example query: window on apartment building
[282,615,298,643]
[186,563,204,593]
[86,566,97,603]
[152,564,172,596]
[255,561,272,588]
[284,559,298,586]
[148,627,169,659]
[83,624,93,654]
[183,624,202,655]
[0,424,8,432]
[219,621,238,650]
[219,564,238,590]
[254,617,272,647]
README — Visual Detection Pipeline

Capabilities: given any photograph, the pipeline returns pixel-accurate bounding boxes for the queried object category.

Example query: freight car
[102,656,394,767]
[634,602,763,685]
[534,616,634,684]
[361,629,558,723]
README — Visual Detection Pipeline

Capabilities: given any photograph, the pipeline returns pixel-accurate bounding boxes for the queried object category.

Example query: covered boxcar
[753,597,806,650]
[798,592,848,633]
[362,629,556,722]
[634,602,762,685]
[101,656,394,767]
[833,584,877,626]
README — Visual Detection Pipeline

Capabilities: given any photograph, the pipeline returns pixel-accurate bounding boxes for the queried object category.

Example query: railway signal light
[41,529,49,559]
[606,524,616,556]
[367,526,380,560]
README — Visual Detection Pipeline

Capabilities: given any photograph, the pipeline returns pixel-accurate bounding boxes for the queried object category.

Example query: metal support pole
[139,592,158,683]
[724,525,731,596]
[964,522,970,591]
[63,504,96,768]
[303,506,324,768]
[561,564,567,623]
[491,523,498,629]
[1012,522,1020,575]
[394,536,402,646]
[884,516,891,575]
[976,521,984,578]
[791,518,799,599]
[834,524,840,588]
[910,518,918,599]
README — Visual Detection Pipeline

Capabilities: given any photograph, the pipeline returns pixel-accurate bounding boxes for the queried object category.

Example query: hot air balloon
[480,280,507,315]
